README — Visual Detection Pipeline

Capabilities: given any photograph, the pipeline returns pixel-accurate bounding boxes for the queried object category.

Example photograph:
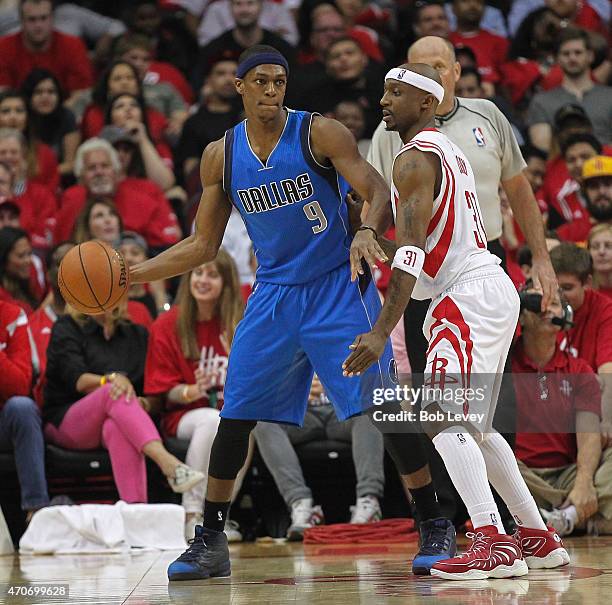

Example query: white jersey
[391,128,499,300]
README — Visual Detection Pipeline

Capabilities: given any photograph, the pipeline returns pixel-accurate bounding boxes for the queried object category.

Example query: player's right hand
[350,230,388,282]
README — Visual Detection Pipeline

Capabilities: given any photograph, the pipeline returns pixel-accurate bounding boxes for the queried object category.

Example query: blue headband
[236,52,289,79]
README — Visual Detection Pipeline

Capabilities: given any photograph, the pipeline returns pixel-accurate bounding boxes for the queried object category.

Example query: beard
[587,197,612,221]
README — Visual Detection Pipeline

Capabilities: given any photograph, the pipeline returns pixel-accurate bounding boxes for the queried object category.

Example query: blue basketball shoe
[168,525,231,581]
[412,517,456,575]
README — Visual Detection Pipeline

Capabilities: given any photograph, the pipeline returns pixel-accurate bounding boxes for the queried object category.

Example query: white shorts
[420,267,519,433]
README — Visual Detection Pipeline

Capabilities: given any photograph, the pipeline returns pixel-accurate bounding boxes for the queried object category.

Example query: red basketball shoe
[514,525,570,569]
[431,525,528,580]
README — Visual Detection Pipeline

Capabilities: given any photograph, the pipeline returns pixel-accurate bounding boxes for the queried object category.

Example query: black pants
[402,238,516,525]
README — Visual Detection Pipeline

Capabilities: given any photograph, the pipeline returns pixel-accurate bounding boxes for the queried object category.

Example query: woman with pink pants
[43,302,203,502]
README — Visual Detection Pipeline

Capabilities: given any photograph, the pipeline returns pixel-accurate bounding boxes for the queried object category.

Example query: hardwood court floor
[1,536,612,604]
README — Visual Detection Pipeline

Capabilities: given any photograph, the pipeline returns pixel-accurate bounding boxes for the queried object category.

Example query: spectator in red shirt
[76,61,168,143]
[145,249,246,539]
[589,224,612,300]
[501,7,564,107]
[55,138,180,252]
[0,129,57,251]
[102,97,175,189]
[513,284,611,535]
[0,0,93,103]
[0,226,42,315]
[557,152,612,242]
[550,242,612,445]
[0,299,49,521]
[448,0,509,94]
[0,90,59,192]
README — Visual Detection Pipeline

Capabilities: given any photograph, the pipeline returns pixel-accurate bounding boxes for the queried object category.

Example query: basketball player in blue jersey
[130,45,404,581]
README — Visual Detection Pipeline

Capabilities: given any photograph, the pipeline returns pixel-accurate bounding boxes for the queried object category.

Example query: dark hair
[238,44,284,65]
[104,93,153,142]
[0,89,29,134]
[414,0,445,20]
[517,245,532,267]
[325,36,363,61]
[458,66,482,85]
[521,144,547,162]
[21,68,65,147]
[114,32,154,58]
[560,132,602,157]
[550,242,593,282]
[0,226,37,308]
[508,7,552,60]
[92,60,144,108]
[455,45,478,66]
[556,27,591,54]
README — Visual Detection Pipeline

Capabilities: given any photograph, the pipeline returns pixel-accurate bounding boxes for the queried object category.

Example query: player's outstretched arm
[343,149,437,376]
[130,140,232,284]
[310,116,392,278]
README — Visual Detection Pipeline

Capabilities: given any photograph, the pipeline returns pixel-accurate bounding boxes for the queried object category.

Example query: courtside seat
[45,444,112,476]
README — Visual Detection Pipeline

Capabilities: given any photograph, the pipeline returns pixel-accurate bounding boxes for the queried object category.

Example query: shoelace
[420,523,452,554]
[177,535,208,562]
[464,531,489,555]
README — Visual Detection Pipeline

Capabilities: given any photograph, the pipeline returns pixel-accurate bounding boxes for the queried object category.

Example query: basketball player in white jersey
[343,64,570,580]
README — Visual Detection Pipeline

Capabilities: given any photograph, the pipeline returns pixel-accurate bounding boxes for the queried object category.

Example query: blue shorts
[222,262,394,426]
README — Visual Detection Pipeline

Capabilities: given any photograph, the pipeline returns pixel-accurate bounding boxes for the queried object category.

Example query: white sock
[478,432,547,530]
[433,427,505,534]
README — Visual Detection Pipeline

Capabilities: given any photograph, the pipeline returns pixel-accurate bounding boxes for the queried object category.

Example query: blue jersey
[223,110,351,284]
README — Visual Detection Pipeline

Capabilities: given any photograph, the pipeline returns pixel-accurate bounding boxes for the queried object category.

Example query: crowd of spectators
[0,0,611,542]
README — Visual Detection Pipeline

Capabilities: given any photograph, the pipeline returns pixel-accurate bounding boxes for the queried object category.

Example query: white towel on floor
[19,502,187,554]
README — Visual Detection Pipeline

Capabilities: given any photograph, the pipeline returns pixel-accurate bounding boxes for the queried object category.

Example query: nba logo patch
[472,127,486,146]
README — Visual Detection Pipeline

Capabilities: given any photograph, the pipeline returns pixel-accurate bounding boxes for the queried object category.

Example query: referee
[364,36,557,525]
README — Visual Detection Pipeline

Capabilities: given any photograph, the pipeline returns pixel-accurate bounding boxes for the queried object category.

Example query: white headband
[385,68,445,103]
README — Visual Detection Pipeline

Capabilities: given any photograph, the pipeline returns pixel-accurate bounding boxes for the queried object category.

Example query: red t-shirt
[29,303,56,406]
[449,29,509,83]
[33,143,60,193]
[80,104,168,144]
[147,61,194,104]
[15,183,57,250]
[556,215,594,243]
[500,60,563,106]
[55,179,180,248]
[513,339,601,468]
[144,306,229,436]
[559,288,612,371]
[127,300,153,330]
[0,31,92,93]
[0,300,33,409]
[597,286,612,301]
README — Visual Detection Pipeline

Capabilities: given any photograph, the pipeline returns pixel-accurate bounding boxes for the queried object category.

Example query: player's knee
[209,418,256,480]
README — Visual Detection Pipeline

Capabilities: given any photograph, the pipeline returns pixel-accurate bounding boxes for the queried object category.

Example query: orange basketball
[58,240,130,314]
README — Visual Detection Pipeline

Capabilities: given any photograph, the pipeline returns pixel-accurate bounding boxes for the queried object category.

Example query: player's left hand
[343,330,386,376]
[531,257,558,311]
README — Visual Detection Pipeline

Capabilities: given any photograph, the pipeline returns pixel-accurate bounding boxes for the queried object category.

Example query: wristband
[100,374,107,386]
[357,225,378,240]
[182,385,191,403]
[392,245,425,278]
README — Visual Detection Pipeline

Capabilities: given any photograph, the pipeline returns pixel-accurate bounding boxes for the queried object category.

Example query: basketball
[58,240,130,314]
